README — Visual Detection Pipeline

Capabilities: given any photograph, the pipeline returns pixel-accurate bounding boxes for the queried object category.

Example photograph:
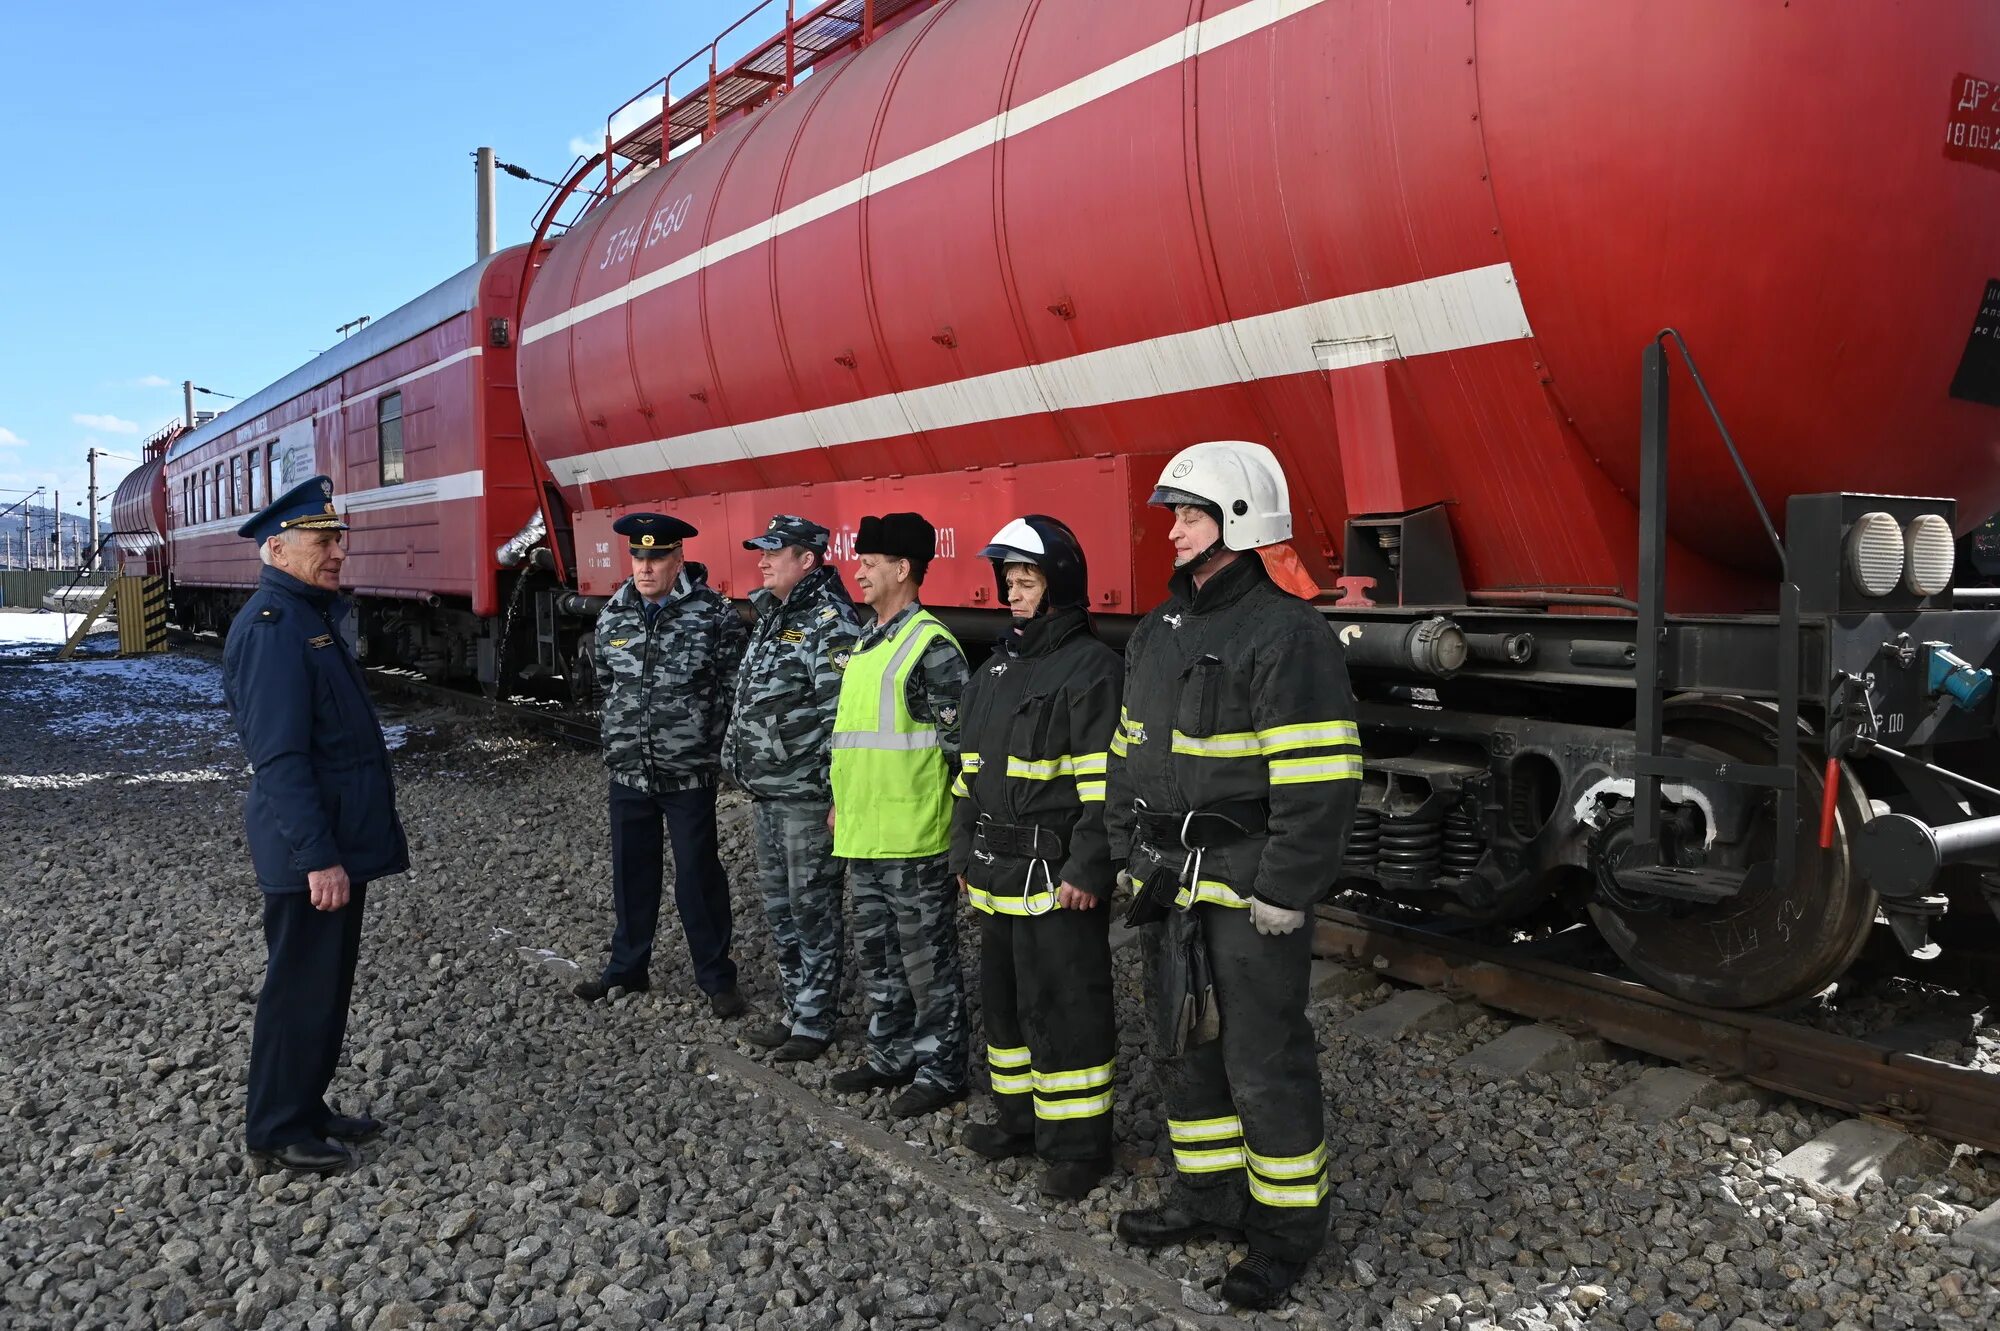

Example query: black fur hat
[855,512,936,565]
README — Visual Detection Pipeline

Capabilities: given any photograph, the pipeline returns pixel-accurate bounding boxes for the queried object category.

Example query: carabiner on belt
[1023,855,1057,916]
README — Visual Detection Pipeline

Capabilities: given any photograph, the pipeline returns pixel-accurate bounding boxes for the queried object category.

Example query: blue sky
[0,0,754,527]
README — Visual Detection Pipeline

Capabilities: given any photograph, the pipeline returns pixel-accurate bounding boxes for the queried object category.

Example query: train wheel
[1588,696,1877,1010]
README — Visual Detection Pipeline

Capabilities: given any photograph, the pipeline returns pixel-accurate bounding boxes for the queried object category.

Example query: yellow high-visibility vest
[831,607,957,859]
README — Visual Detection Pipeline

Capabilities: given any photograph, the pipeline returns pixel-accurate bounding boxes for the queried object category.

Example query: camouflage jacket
[593,563,749,794]
[722,564,862,801]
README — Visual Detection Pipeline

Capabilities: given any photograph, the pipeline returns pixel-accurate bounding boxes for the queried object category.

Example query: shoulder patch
[829,645,852,672]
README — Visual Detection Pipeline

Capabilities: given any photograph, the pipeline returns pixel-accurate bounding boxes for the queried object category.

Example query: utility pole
[51,489,59,569]
[476,146,498,259]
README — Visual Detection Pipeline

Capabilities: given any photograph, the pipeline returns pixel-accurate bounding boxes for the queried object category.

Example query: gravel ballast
[2,622,1996,1329]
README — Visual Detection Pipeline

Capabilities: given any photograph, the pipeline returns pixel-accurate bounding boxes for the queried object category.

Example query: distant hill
[0,504,107,569]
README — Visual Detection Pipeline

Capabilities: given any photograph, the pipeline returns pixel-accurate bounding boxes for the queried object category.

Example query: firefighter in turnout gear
[828,512,973,1117]
[723,515,862,1062]
[949,515,1122,1199]
[580,512,751,1017]
[1105,442,1362,1311]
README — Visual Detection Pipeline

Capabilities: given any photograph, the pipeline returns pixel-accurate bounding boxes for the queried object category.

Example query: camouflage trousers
[749,798,845,1042]
[848,853,968,1092]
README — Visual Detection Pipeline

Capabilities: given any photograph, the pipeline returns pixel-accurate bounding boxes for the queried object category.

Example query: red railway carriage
[506,0,2000,1010]
[161,247,541,679]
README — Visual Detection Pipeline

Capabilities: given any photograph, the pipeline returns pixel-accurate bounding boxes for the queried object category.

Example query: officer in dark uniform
[223,475,409,1175]
[578,512,751,1015]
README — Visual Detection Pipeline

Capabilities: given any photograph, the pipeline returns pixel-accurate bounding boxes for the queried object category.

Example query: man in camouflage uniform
[722,514,861,1062]
[828,512,973,1117]
[578,511,751,1018]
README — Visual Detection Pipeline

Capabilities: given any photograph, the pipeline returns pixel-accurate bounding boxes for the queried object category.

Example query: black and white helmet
[978,515,1089,615]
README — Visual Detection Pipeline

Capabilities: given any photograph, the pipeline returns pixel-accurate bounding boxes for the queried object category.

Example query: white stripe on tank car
[550,262,1532,484]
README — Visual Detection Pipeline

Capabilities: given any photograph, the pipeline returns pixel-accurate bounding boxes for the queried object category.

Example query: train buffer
[55,575,169,660]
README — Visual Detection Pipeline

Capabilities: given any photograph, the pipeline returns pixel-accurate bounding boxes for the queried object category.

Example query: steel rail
[1313,906,2000,1154]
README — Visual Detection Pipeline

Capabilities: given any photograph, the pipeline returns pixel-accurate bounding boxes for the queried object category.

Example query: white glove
[1115,868,1137,896]
[1249,898,1305,937]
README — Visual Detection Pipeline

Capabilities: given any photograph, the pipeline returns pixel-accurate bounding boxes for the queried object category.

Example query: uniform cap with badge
[743,513,830,555]
[239,475,349,542]
[613,511,698,558]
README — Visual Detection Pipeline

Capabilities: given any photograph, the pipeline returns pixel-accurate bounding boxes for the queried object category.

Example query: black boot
[963,1122,1033,1161]
[743,1019,792,1049]
[575,974,648,1002]
[1115,1204,1240,1249]
[1038,1158,1109,1200]
[1220,1250,1310,1310]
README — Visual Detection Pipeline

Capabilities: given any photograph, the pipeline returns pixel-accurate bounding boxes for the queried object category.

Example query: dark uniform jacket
[223,565,409,893]
[722,564,862,801]
[594,562,749,794]
[948,607,1123,903]
[1104,556,1362,913]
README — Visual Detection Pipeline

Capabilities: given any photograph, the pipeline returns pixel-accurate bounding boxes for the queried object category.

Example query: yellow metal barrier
[54,576,169,659]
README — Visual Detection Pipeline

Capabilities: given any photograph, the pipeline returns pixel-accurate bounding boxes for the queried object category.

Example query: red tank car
[517,0,2000,611]
[509,0,2000,1009]
[162,247,542,680]
[109,422,179,578]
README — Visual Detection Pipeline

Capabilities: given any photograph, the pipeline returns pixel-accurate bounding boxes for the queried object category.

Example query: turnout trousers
[749,797,845,1041]
[980,902,1117,1163]
[605,780,737,996]
[246,883,368,1151]
[848,853,967,1092]
[1148,902,1329,1262]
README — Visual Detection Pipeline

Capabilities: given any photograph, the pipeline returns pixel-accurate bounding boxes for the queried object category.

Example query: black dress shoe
[574,975,649,1001]
[888,1081,967,1118]
[1220,1250,1310,1310]
[1039,1158,1110,1200]
[829,1063,916,1093]
[1115,1204,1240,1249]
[772,1034,830,1063]
[708,986,748,1018]
[252,1139,354,1174]
[963,1122,1034,1161]
[744,1019,792,1049]
[321,1113,384,1143]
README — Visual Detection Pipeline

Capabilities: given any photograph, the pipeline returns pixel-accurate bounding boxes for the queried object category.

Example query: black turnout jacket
[948,606,1123,904]
[1104,555,1362,913]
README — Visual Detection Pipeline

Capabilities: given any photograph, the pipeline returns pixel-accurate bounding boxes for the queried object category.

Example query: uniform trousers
[848,854,967,1092]
[606,780,737,995]
[980,901,1116,1162]
[1147,902,1329,1262]
[246,883,368,1151]
[749,798,845,1041]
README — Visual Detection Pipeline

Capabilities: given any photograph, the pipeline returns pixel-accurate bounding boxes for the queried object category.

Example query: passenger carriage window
[229,455,242,515]
[378,393,404,486]
[259,444,272,508]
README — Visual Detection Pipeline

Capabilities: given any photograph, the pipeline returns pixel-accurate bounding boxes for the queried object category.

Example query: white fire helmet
[1148,441,1293,551]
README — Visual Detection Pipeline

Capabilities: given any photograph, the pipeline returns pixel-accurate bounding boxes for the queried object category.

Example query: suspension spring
[1441,803,1484,877]
[1376,809,1443,884]
[1344,808,1381,871]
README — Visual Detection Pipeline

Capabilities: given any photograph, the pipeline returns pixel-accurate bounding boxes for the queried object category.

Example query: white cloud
[569,136,600,159]
[0,427,23,447]
[133,374,173,389]
[71,413,141,435]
